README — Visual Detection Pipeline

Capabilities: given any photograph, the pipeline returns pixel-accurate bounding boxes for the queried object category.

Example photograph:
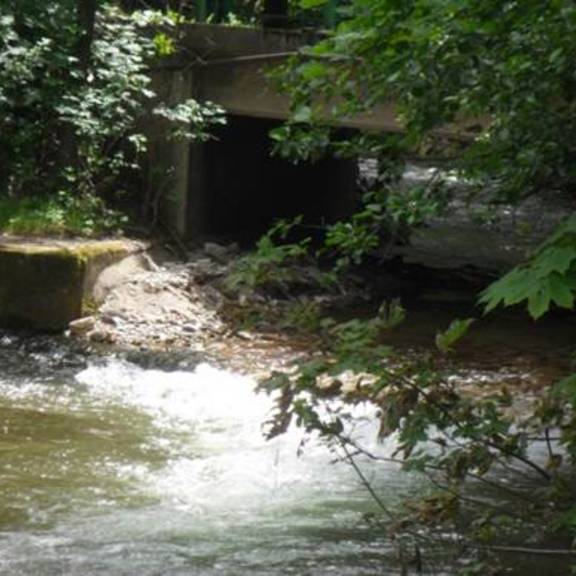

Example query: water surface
[0,349,416,575]
[0,320,572,576]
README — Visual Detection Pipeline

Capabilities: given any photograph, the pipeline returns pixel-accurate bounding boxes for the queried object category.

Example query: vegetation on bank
[227,0,576,572]
[0,192,127,237]
[222,212,576,574]
[271,0,576,315]
[0,1,224,237]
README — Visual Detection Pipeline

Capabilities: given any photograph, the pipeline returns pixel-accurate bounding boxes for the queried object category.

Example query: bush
[0,192,127,237]
[0,2,225,232]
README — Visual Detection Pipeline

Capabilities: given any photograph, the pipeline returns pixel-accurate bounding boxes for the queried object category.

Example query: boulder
[69,316,96,335]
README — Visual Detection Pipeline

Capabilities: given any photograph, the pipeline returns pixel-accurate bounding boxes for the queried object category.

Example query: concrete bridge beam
[147,68,196,237]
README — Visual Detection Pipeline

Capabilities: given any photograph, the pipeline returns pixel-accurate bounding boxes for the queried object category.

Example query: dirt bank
[68,243,313,375]
[68,239,572,393]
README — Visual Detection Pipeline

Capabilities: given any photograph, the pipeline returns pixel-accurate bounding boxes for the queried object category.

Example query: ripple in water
[0,358,415,575]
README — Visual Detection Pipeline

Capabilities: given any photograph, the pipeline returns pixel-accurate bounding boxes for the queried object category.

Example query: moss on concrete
[0,238,143,331]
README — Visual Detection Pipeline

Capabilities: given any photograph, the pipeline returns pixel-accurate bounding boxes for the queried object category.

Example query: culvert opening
[190,115,358,244]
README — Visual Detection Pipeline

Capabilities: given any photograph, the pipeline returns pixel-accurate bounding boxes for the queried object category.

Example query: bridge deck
[163,24,402,132]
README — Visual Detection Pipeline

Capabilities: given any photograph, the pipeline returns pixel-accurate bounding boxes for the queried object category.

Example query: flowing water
[0,304,573,576]
[0,340,422,576]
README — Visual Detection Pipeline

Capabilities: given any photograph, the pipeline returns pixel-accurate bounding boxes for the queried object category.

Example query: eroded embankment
[68,242,315,376]
[66,239,573,403]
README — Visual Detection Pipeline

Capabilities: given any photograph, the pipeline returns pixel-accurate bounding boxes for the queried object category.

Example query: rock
[0,335,14,347]
[203,242,234,264]
[188,258,226,284]
[91,252,152,302]
[140,252,160,272]
[237,330,255,341]
[100,313,122,326]
[87,328,115,343]
[198,286,224,310]
[100,314,119,326]
[69,316,96,335]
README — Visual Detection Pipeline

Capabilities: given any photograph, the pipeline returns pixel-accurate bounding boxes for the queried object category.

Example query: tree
[76,0,98,73]
[271,0,576,317]
[257,0,576,569]
[0,1,224,234]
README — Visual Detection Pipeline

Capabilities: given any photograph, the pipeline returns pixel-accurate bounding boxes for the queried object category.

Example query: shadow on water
[353,262,575,385]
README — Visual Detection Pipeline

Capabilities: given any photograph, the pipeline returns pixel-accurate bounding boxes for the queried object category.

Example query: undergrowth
[0,192,127,237]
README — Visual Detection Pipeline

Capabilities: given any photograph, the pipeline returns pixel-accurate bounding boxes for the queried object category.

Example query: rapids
[0,354,416,575]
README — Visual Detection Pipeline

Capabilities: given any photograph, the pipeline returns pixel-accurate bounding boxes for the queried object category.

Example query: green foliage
[385,180,449,228]
[224,217,312,296]
[323,177,449,271]
[435,318,474,353]
[269,123,332,163]
[271,0,576,312]
[323,191,386,270]
[0,2,225,227]
[280,299,325,333]
[153,99,226,142]
[258,304,576,562]
[274,0,576,200]
[153,31,175,56]
[550,373,576,463]
[481,214,576,319]
[0,191,127,236]
[258,0,576,567]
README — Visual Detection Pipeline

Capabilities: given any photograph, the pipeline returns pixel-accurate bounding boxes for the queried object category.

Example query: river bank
[64,242,315,376]
[65,239,573,391]
[0,239,574,575]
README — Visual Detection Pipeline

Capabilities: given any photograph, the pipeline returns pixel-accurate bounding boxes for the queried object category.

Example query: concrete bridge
[147,24,478,240]
[175,24,401,132]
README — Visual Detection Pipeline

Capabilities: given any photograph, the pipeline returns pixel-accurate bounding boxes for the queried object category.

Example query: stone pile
[69,244,234,351]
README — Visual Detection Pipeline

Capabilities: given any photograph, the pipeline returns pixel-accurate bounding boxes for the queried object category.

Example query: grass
[0,192,127,237]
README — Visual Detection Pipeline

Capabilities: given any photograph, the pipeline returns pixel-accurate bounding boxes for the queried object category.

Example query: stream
[0,338,417,576]
[0,302,573,575]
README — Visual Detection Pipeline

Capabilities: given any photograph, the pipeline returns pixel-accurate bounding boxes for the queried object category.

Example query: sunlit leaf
[435,318,475,353]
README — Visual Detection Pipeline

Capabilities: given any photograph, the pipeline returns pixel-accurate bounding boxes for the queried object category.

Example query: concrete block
[0,238,145,331]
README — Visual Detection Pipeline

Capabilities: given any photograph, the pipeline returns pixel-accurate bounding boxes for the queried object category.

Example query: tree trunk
[77,0,97,74]
[58,0,98,188]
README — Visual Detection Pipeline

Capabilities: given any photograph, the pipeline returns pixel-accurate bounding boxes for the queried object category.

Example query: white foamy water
[0,358,413,575]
